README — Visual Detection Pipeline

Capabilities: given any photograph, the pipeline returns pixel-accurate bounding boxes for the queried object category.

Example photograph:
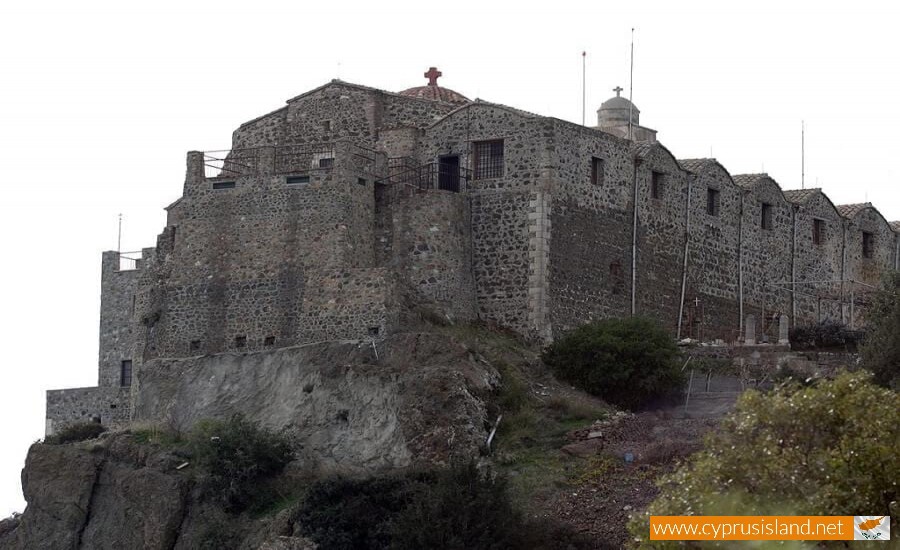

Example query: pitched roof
[732,173,769,190]
[836,203,872,219]
[782,188,821,204]
[678,158,714,173]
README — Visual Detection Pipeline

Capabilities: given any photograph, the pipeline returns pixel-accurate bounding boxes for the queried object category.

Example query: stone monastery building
[46,68,899,432]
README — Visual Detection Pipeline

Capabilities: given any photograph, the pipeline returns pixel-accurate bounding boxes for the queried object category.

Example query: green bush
[295,463,587,550]
[861,271,900,389]
[788,320,864,351]
[541,317,684,410]
[188,415,294,512]
[628,371,900,548]
[44,422,106,445]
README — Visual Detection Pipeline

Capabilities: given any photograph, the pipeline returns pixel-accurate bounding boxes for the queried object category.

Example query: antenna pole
[582,51,586,126]
[117,213,122,253]
[628,28,635,140]
[801,120,805,189]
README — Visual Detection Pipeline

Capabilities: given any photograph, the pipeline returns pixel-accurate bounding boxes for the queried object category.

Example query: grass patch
[130,424,184,447]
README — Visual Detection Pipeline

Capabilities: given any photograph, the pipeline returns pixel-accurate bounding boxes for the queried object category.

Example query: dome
[398,67,470,104]
[598,86,639,127]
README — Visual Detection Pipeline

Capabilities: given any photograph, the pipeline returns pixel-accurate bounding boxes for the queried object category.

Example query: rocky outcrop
[134,332,498,472]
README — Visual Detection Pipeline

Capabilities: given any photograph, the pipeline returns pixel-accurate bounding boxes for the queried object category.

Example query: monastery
[46,68,899,433]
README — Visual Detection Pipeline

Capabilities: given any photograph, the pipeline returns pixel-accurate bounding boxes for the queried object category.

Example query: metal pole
[117,213,122,254]
[677,178,692,339]
[628,28,635,140]
[582,51,586,126]
[801,120,805,189]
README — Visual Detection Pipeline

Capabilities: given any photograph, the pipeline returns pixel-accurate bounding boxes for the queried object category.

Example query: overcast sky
[1,0,898,515]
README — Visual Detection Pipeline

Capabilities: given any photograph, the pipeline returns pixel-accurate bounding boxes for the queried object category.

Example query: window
[367,326,380,337]
[862,232,874,258]
[321,120,331,132]
[120,360,132,387]
[813,219,825,245]
[706,188,720,216]
[651,171,664,199]
[318,157,334,169]
[264,336,276,346]
[235,335,247,349]
[286,175,310,185]
[473,140,504,179]
[590,157,605,186]
[190,340,201,352]
[212,181,236,190]
[357,177,367,186]
[761,203,773,230]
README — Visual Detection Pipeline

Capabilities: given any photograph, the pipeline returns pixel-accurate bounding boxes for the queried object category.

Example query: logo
[854,516,890,541]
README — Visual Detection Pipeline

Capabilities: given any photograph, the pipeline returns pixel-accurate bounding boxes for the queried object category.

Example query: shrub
[188,414,294,512]
[295,463,585,550]
[44,422,106,445]
[788,320,864,351]
[628,371,900,548]
[541,317,684,410]
[861,271,900,389]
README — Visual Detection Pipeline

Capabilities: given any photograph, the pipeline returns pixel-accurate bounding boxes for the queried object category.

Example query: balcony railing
[382,159,470,193]
[202,142,377,179]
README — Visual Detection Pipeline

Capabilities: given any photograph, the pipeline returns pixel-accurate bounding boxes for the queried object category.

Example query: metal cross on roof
[425,67,442,86]
[613,86,624,97]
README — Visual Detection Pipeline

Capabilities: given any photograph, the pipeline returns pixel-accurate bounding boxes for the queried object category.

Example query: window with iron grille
[473,140,504,179]
[120,360,132,387]
[651,171,664,200]
[862,231,874,258]
[813,219,825,245]
[706,188,720,216]
[591,157,605,186]
[761,203,774,230]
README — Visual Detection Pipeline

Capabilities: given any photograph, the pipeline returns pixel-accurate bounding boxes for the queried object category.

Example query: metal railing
[202,141,378,179]
[118,250,143,271]
[381,160,470,193]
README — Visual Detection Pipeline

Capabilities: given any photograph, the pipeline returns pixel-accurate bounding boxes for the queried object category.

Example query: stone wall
[791,191,844,324]
[45,386,131,435]
[98,251,141,387]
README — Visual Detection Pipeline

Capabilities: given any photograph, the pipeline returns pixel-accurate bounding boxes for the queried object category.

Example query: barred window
[813,219,825,245]
[862,232,874,258]
[706,188,720,216]
[591,157,605,186]
[120,360,132,387]
[473,140,504,179]
[761,203,773,230]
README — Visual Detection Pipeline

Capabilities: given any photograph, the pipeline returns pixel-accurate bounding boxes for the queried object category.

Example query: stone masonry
[45,71,899,433]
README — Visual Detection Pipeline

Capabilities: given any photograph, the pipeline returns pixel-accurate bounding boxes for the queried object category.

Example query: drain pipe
[676,178,693,339]
[840,221,847,323]
[790,204,798,324]
[737,191,745,338]
[631,158,642,316]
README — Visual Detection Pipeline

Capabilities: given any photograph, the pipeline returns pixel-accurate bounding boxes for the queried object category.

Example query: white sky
[1,0,898,515]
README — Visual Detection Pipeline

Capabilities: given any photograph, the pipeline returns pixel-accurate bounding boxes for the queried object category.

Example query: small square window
[190,340,202,352]
[367,326,380,337]
[120,360,132,387]
[590,157,605,186]
[318,157,334,169]
[235,336,247,348]
[813,219,825,245]
[706,188,720,216]
[651,171,664,200]
[761,203,773,230]
[212,181,236,190]
[322,120,331,132]
[264,336,276,346]
[862,232,874,258]
[357,177,367,186]
[286,175,310,185]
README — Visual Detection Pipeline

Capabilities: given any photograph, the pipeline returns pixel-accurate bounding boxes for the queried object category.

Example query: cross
[613,86,624,97]
[425,67,442,86]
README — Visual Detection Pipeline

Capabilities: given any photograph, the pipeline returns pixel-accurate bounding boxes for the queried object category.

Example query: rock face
[6,331,498,549]
[133,332,498,472]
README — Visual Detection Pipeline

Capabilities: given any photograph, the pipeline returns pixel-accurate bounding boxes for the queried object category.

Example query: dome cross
[613,86,624,97]
[425,67,442,86]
